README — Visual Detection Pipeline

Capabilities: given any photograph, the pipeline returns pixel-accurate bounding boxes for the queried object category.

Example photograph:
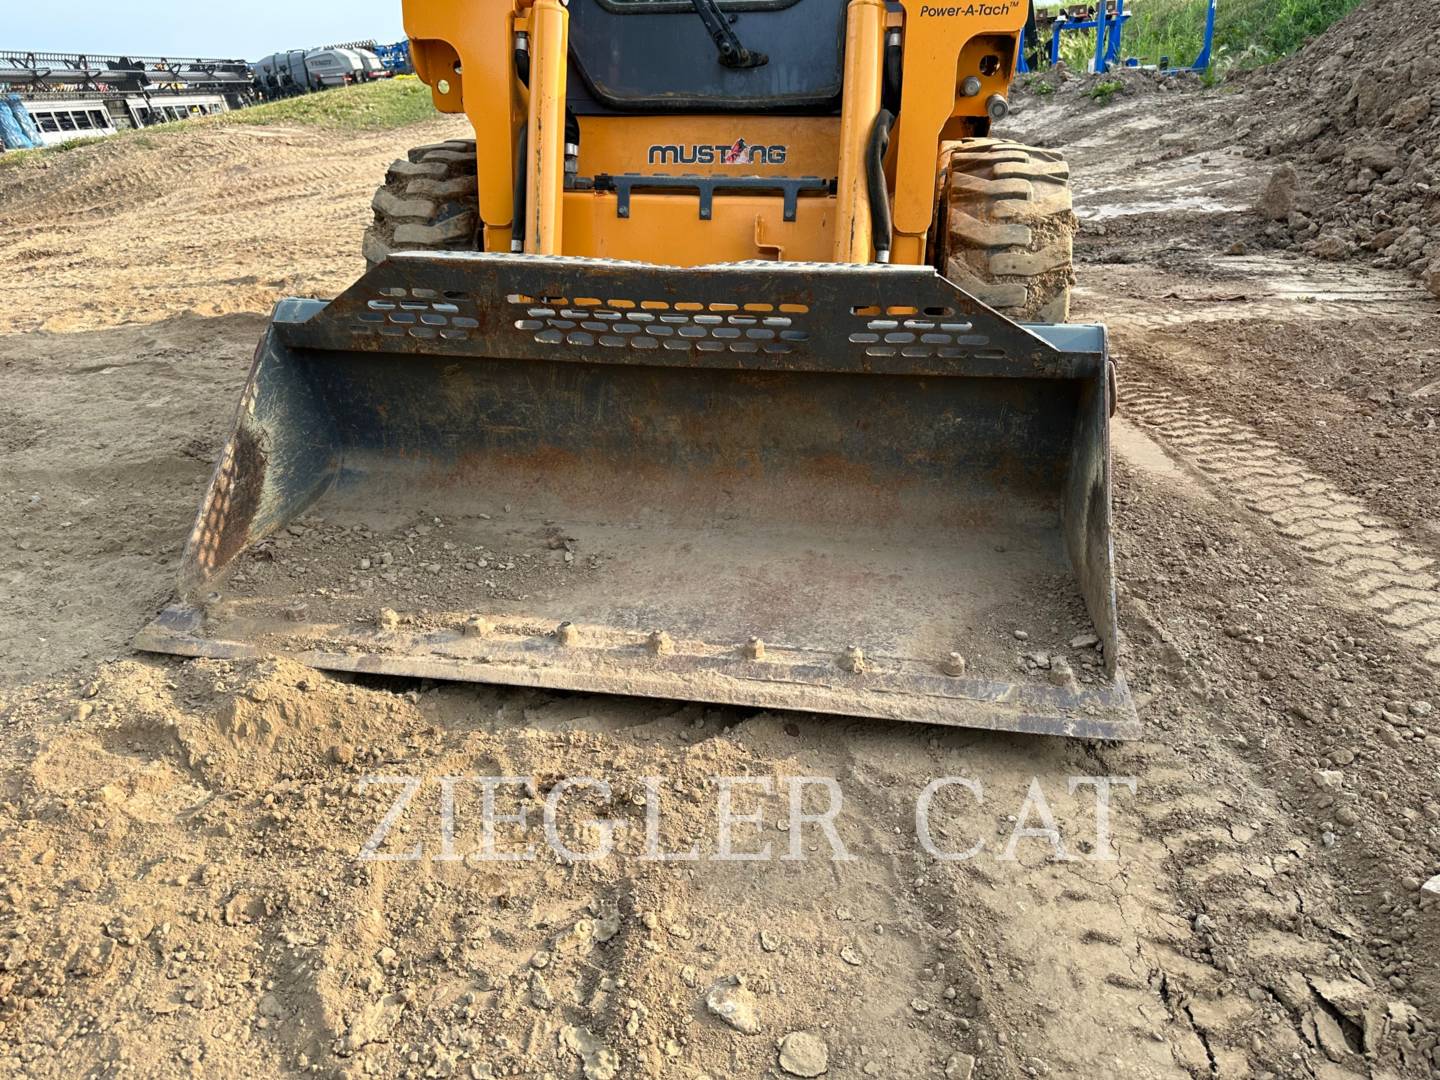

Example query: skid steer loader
[137,0,1137,739]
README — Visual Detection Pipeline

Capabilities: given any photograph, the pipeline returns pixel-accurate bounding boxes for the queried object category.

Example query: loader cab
[553,0,857,257]
[565,0,848,114]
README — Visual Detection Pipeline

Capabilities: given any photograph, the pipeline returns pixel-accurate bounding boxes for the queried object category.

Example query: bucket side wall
[178,327,343,595]
[1062,369,1120,676]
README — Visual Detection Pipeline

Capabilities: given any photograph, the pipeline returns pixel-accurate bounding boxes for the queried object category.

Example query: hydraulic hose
[511,32,579,242]
[866,108,894,263]
[512,34,532,252]
[514,36,531,86]
[882,30,903,115]
[512,123,528,252]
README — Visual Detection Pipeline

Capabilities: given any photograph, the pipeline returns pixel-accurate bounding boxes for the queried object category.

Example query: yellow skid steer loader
[137,0,1137,739]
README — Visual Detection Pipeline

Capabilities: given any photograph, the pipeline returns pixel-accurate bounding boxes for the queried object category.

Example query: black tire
[362,139,481,269]
[938,137,1077,323]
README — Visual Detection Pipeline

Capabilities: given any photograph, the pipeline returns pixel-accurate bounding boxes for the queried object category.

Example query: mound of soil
[0,121,461,335]
[1243,0,1440,294]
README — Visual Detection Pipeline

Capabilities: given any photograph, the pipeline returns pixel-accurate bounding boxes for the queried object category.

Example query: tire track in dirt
[1121,380,1440,668]
[0,118,469,335]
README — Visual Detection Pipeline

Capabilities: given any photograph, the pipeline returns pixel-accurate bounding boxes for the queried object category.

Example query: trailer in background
[0,51,255,106]
[0,37,403,149]
[251,50,310,98]
[303,48,361,88]
[316,40,391,81]
[252,47,368,99]
[19,96,117,145]
[355,49,389,81]
[16,91,231,145]
[123,93,230,127]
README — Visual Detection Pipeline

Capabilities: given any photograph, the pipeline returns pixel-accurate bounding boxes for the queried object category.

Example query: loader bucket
[137,253,1137,739]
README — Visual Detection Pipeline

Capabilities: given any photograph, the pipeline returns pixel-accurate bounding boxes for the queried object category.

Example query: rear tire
[937,138,1077,323]
[362,139,481,269]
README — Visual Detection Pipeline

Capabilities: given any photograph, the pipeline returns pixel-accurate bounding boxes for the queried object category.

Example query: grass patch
[1049,0,1366,72]
[0,80,437,169]
[1089,78,1126,103]
[0,147,43,167]
[223,77,437,132]
[0,135,107,166]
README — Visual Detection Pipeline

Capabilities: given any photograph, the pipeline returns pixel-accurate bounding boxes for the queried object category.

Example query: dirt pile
[0,655,1203,1080]
[0,657,854,1078]
[0,118,464,334]
[1243,0,1440,294]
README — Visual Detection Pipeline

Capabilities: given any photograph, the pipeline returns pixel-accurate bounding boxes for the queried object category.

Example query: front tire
[362,139,481,269]
[937,138,1077,323]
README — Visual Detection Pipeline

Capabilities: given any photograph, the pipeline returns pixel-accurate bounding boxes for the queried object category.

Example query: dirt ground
[2,84,1439,1080]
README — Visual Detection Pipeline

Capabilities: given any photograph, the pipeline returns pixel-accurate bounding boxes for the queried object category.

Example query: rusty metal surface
[142,254,1132,740]
[137,604,1139,740]
[276,252,1105,381]
[178,326,342,593]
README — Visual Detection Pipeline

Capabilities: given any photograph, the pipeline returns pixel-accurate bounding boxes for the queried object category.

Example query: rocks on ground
[704,974,762,1035]
[777,1030,828,1077]
[1241,0,1440,295]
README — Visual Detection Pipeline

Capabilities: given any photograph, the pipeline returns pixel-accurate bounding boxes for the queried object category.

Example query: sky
[5,2,405,61]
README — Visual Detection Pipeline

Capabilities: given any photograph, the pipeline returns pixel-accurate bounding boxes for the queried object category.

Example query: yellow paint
[406,0,524,248]
[891,0,1027,260]
[832,0,886,263]
[400,0,1029,264]
[563,191,834,264]
[525,0,568,253]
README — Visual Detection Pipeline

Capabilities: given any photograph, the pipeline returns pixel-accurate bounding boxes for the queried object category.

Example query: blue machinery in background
[1020,0,1215,75]
[1182,0,1218,72]
[327,39,414,74]
[371,41,413,74]
[1047,1,1131,71]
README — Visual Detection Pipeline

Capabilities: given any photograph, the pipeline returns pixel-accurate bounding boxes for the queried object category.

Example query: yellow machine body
[405,0,1029,263]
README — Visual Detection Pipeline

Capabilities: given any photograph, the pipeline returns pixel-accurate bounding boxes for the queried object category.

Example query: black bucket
[136,253,1136,739]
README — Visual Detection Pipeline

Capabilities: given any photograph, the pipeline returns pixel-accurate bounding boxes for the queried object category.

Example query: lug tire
[362,139,481,269]
[937,137,1077,323]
